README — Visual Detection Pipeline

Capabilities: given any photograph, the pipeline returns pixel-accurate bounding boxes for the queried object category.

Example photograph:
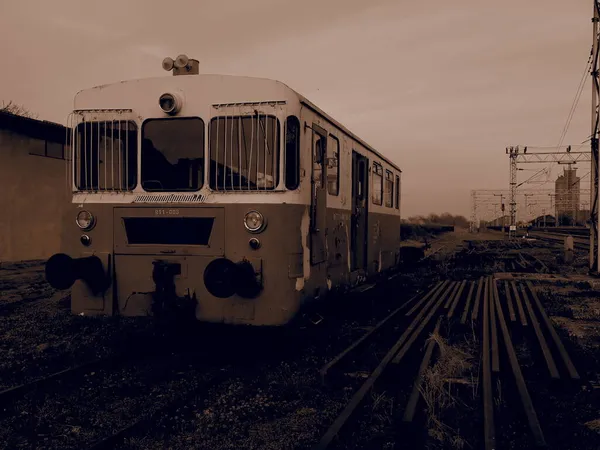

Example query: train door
[310,124,328,265]
[351,151,368,271]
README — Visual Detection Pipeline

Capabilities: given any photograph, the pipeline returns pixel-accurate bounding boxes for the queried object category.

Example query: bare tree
[406,213,470,228]
[1,101,39,119]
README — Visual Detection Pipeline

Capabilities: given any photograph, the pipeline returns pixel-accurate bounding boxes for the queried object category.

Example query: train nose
[45,253,107,294]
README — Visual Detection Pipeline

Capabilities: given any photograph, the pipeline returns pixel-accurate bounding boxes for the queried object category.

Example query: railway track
[314,274,581,449]
[527,231,590,250]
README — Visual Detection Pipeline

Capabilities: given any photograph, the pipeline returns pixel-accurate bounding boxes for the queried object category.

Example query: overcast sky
[0,0,593,217]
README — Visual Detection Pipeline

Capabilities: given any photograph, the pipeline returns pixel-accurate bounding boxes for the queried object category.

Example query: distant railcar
[45,55,402,326]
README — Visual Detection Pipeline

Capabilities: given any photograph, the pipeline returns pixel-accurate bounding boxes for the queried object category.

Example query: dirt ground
[0,231,599,449]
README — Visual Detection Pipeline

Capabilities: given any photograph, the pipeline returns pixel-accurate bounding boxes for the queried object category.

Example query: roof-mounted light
[174,54,189,69]
[161,54,199,76]
[159,92,183,115]
[162,57,174,71]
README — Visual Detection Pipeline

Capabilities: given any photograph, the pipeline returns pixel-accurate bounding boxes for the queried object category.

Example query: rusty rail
[520,283,560,379]
[319,288,431,383]
[314,281,453,450]
[472,276,485,321]
[490,277,500,373]
[448,280,467,318]
[511,280,528,326]
[402,316,443,422]
[504,280,517,322]
[525,281,580,380]
[406,280,447,316]
[493,284,547,447]
[482,274,496,450]
[460,280,476,324]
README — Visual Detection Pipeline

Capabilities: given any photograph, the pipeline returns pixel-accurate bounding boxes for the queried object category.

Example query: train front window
[74,121,137,191]
[141,118,204,191]
[209,115,280,190]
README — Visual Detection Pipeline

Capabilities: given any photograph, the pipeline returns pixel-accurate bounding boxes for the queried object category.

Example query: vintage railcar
[45,55,402,326]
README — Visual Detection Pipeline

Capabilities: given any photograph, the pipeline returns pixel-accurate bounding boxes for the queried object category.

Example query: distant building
[485,215,510,228]
[528,215,556,228]
[0,110,69,262]
[555,168,580,225]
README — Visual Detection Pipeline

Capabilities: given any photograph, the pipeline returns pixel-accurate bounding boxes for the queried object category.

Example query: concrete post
[564,236,574,264]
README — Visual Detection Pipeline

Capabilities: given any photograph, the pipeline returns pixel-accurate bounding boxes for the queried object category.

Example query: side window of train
[285,116,300,190]
[358,158,365,199]
[395,175,400,209]
[327,135,340,196]
[385,170,394,207]
[372,162,383,205]
[313,132,326,188]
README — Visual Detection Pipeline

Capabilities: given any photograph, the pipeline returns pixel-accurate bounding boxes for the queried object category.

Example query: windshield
[74,121,137,191]
[141,118,204,191]
[209,114,280,190]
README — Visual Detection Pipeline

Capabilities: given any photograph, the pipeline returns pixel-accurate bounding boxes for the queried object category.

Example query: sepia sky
[0,0,593,217]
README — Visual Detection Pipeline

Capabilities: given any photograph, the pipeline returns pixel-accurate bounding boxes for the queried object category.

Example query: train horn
[45,253,108,294]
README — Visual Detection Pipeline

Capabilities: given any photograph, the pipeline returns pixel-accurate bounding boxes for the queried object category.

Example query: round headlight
[159,93,181,115]
[76,210,95,230]
[244,210,265,233]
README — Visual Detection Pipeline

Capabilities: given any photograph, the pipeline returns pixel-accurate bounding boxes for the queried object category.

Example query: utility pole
[507,146,519,236]
[591,0,599,272]
[493,193,505,233]
[470,190,477,232]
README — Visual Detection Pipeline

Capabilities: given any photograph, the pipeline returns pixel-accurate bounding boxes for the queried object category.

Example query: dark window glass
[46,141,64,159]
[209,115,280,190]
[313,132,325,188]
[141,118,204,191]
[75,121,137,191]
[358,159,366,199]
[327,135,340,196]
[385,170,394,207]
[285,116,300,190]
[28,140,46,156]
[395,175,400,209]
[372,162,383,205]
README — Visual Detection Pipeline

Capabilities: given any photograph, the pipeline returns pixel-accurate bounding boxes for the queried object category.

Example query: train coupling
[151,260,196,319]
[45,253,108,295]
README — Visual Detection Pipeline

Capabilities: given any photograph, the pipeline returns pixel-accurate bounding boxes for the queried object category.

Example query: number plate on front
[155,209,180,216]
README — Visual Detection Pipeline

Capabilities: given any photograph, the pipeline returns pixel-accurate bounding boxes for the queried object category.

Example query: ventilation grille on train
[123,217,214,245]
[133,193,206,203]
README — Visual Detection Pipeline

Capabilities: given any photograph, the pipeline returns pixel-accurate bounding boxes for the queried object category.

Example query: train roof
[78,74,401,173]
